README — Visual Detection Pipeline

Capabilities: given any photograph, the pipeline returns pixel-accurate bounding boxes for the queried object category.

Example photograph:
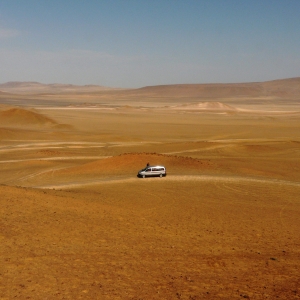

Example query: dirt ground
[0,81,300,299]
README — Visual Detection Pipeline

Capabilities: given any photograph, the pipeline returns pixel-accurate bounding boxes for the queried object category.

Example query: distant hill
[135,77,300,99]
[0,81,119,94]
[0,77,299,100]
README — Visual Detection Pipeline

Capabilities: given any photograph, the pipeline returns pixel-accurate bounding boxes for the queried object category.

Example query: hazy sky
[0,1,299,88]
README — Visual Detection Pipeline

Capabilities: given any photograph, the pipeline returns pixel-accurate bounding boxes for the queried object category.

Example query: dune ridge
[0,107,57,125]
[53,152,213,177]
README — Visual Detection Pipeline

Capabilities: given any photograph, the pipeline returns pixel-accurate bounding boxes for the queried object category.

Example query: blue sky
[0,1,299,88]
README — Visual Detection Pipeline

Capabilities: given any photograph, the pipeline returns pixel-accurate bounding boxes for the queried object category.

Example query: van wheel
[159,173,162,177]
[142,175,145,178]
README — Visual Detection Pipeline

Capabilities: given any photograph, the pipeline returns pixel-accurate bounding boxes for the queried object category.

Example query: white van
[137,165,166,178]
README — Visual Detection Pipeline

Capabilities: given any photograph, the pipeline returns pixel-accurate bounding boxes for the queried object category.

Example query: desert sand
[0,79,300,299]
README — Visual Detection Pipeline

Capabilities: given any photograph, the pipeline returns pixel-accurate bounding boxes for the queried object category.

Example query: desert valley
[0,78,300,299]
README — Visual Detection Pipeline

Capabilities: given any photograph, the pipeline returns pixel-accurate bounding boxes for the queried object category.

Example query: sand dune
[56,153,213,176]
[4,153,215,188]
[0,107,57,126]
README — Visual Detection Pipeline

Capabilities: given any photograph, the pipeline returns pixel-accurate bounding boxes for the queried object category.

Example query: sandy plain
[0,79,300,299]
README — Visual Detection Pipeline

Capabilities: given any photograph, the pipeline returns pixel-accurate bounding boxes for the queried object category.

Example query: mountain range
[0,77,299,99]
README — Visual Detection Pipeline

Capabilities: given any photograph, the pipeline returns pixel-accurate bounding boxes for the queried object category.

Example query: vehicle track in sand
[0,140,158,153]
[33,174,300,232]
[0,156,111,164]
[0,142,106,154]
[35,174,300,189]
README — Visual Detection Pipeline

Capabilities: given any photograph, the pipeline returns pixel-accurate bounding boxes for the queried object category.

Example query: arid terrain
[0,78,300,299]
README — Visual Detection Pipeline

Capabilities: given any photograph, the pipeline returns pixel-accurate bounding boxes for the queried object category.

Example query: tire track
[35,174,300,189]
[3,167,68,186]
[0,156,110,164]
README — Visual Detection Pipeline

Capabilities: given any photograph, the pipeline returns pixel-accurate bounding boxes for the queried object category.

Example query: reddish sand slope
[0,108,57,126]
[0,180,299,299]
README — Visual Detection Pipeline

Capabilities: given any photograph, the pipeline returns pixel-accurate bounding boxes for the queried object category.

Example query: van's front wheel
[159,173,163,177]
[142,175,145,178]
